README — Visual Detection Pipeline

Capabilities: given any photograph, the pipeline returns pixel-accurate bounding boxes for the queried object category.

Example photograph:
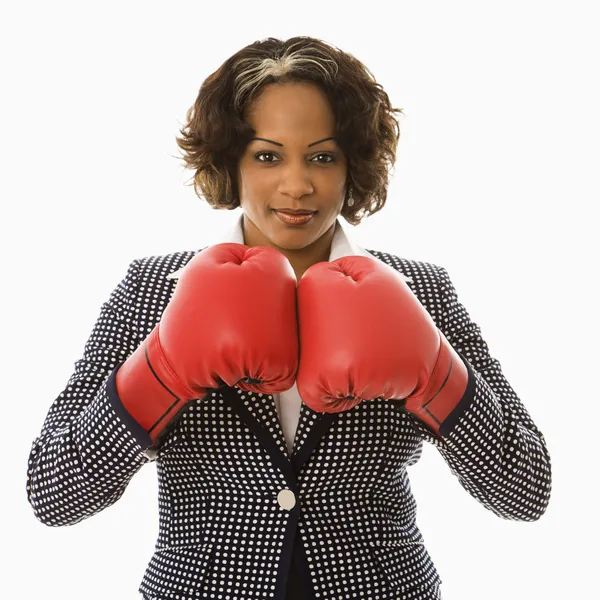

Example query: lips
[274,210,316,226]
[274,209,316,215]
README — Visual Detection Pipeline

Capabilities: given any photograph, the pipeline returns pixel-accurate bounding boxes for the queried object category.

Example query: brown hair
[174,36,404,226]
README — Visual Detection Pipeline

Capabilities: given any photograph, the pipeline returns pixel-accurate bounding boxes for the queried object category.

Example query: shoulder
[363,248,453,326]
[364,247,446,285]
[129,246,209,281]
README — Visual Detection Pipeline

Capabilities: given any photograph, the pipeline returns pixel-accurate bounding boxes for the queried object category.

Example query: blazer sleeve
[26,259,176,527]
[407,265,552,522]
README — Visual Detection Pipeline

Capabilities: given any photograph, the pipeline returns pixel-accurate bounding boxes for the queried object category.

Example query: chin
[269,235,314,251]
[243,211,327,251]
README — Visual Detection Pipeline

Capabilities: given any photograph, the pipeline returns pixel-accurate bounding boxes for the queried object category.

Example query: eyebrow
[250,136,336,148]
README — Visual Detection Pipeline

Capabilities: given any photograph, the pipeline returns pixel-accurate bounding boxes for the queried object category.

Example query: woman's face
[237,81,348,252]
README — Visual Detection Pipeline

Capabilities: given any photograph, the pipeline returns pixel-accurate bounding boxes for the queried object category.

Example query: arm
[26,260,175,527]
[408,265,552,522]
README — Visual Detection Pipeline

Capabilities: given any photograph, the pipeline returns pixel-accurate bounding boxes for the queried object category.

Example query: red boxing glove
[116,243,299,445]
[296,256,469,437]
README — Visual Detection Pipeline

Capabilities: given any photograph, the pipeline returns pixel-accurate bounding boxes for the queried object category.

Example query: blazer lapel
[220,386,340,473]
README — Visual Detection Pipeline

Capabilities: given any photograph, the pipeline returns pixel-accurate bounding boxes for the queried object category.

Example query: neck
[242,215,336,280]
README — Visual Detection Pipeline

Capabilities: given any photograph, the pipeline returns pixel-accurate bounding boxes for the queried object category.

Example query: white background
[3,1,597,598]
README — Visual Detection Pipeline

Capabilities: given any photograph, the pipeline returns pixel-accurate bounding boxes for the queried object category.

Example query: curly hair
[174,36,403,226]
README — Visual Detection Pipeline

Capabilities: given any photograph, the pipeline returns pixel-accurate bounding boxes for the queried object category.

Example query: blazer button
[277,488,296,510]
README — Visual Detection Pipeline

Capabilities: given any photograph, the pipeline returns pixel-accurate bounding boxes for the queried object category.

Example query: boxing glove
[295,255,469,437]
[115,243,299,445]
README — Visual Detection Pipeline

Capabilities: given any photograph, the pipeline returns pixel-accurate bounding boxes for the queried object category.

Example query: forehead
[245,82,335,133]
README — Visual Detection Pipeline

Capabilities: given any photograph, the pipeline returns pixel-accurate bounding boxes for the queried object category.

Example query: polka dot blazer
[26,226,552,600]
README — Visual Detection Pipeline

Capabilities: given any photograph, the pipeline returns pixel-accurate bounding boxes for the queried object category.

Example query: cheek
[239,162,270,192]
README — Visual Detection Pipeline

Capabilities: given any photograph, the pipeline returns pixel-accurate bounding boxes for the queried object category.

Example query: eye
[313,153,335,164]
[255,152,279,163]
[254,152,336,164]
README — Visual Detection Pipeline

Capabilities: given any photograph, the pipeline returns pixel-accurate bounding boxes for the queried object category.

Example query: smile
[273,210,316,226]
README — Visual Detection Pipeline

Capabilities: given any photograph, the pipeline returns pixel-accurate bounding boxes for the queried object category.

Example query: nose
[277,160,314,199]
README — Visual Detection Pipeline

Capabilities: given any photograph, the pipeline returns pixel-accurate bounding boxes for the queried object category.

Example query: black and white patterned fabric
[26,231,552,599]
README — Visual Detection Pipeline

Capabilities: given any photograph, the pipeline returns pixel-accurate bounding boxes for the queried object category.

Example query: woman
[26,36,552,600]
